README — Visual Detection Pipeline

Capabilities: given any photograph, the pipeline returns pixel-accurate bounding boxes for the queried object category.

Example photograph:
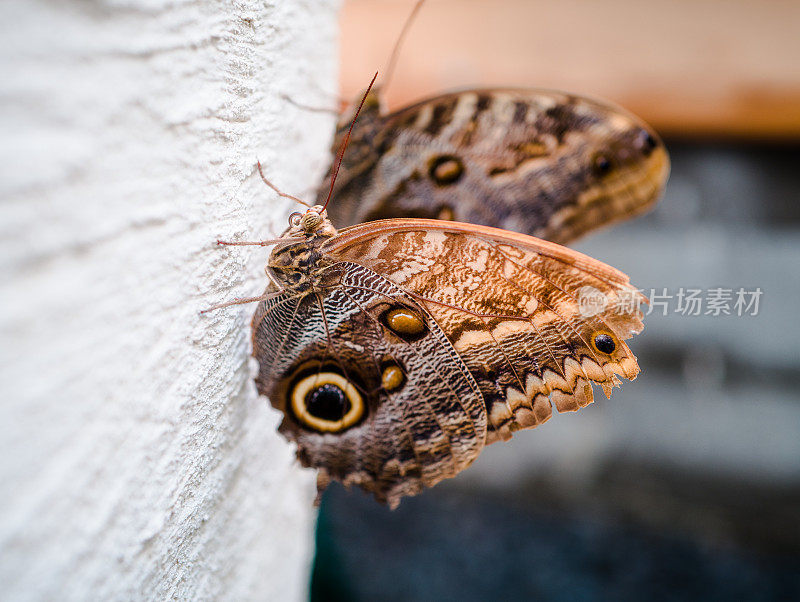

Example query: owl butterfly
[221,75,650,509]
[318,88,669,245]
[316,2,669,244]
[252,207,645,510]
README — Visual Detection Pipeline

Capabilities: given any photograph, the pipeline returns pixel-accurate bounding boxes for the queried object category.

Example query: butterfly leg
[216,238,290,247]
[200,290,284,314]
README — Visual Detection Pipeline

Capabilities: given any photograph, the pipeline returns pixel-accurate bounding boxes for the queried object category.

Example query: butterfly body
[319,88,669,245]
[251,209,644,507]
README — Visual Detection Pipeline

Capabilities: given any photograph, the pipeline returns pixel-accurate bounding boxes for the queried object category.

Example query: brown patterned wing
[325,219,645,443]
[251,262,486,508]
[318,89,669,245]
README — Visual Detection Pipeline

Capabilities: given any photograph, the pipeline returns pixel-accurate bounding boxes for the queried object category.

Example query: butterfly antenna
[280,93,340,115]
[322,71,379,212]
[257,160,311,208]
[382,0,425,95]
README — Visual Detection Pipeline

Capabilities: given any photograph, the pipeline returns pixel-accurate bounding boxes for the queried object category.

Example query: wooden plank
[340,0,800,139]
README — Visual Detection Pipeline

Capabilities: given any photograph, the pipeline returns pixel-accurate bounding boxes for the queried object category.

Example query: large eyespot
[592,332,617,355]
[428,155,464,185]
[592,153,613,177]
[290,372,364,432]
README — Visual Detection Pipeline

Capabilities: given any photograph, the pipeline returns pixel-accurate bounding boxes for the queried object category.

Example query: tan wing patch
[327,219,645,444]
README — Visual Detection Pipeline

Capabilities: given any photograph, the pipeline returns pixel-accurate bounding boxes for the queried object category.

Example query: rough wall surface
[0,1,339,600]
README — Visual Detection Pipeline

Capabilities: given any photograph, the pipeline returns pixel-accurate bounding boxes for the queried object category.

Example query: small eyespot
[593,333,616,354]
[592,154,612,177]
[429,155,464,185]
[382,307,427,339]
[381,364,405,392]
[637,129,658,155]
[288,212,302,227]
[290,372,364,432]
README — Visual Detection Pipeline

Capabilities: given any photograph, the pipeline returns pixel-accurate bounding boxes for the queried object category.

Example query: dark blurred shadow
[312,482,799,602]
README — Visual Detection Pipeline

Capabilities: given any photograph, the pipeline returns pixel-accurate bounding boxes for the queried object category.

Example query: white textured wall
[0,1,339,600]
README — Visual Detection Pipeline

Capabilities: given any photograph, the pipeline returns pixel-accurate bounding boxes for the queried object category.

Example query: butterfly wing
[318,89,669,244]
[325,219,645,443]
[251,262,486,508]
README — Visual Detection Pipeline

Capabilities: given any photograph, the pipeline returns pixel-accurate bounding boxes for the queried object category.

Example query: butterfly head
[286,205,337,238]
[267,71,381,290]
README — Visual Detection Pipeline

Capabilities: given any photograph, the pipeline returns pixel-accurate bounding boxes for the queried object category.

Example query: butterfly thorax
[267,208,339,293]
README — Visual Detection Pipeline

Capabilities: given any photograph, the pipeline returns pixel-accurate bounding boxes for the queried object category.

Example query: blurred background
[313,1,800,600]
